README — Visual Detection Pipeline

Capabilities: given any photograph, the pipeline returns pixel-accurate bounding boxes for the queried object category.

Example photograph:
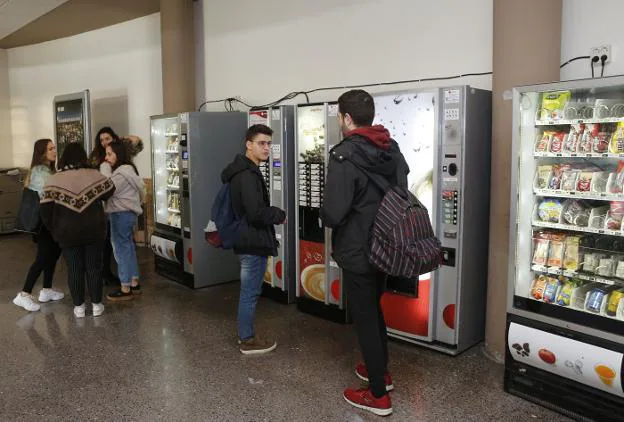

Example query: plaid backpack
[343,155,442,278]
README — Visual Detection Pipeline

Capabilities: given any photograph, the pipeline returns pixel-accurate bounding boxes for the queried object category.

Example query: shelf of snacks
[528,276,624,321]
[534,121,624,157]
[531,264,624,287]
[534,189,624,202]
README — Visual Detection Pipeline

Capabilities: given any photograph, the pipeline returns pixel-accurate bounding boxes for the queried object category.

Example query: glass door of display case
[509,79,624,338]
[151,114,182,231]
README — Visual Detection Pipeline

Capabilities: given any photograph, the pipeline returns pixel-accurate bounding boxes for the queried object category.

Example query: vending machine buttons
[442,190,459,225]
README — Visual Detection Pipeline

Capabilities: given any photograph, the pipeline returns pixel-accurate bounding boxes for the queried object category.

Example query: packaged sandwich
[549,132,566,153]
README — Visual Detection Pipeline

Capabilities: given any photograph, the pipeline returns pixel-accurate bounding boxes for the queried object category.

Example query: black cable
[600,54,607,77]
[591,61,595,78]
[198,71,492,111]
[559,55,590,69]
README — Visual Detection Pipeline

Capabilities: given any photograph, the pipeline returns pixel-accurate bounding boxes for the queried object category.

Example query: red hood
[345,125,391,150]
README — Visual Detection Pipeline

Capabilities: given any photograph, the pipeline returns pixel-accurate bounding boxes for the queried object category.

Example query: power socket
[590,45,611,63]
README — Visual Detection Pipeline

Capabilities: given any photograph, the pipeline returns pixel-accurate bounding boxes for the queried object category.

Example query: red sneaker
[355,363,394,391]
[343,387,393,416]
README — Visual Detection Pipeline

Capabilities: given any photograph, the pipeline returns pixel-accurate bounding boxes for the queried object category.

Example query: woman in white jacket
[104,140,145,301]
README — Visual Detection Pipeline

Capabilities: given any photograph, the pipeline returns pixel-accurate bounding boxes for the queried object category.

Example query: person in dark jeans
[321,89,409,417]
[221,124,286,355]
[40,143,115,318]
[13,139,64,312]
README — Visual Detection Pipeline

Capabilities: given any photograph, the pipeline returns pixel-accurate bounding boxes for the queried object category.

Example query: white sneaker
[74,304,86,318]
[92,303,104,317]
[38,288,64,303]
[13,293,40,312]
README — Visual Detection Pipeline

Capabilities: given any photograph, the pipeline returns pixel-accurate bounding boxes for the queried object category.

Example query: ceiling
[0,0,160,49]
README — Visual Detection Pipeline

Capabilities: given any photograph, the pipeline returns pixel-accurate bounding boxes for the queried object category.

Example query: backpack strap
[330,149,393,194]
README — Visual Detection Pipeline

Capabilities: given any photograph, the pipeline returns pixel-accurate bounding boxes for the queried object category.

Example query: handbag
[15,188,41,234]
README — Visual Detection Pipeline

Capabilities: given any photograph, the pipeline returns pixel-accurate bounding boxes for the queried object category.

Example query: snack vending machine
[295,102,348,322]
[53,90,92,157]
[149,112,247,288]
[506,77,624,420]
[375,86,492,355]
[248,106,296,304]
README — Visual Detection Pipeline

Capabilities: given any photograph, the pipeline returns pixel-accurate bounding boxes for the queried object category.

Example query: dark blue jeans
[237,255,268,341]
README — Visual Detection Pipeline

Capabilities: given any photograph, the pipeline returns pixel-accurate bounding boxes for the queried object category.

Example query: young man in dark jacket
[321,90,409,416]
[221,124,286,355]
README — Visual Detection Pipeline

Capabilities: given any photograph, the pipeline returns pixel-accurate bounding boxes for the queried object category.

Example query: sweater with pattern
[40,167,115,248]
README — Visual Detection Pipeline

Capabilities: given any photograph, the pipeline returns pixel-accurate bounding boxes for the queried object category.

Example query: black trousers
[343,268,389,398]
[62,242,104,306]
[22,226,62,294]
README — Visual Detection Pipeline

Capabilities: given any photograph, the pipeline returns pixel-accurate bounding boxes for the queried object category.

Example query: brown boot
[238,336,277,355]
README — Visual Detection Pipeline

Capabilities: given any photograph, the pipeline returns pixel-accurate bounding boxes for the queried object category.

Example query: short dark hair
[245,124,273,143]
[58,142,88,170]
[338,89,375,127]
[108,140,139,175]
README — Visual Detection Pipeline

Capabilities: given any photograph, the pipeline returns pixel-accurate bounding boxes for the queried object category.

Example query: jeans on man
[237,254,268,341]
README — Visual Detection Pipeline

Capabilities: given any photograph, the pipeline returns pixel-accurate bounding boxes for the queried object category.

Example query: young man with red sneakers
[321,89,409,416]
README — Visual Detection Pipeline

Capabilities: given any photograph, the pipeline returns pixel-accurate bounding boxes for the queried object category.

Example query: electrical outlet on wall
[590,45,611,63]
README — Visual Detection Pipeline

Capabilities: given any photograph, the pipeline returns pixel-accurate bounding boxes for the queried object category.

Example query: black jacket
[321,130,409,274]
[221,154,285,257]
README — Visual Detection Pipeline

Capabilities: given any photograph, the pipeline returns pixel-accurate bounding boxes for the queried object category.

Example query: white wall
[201,0,493,110]
[7,13,162,176]
[561,0,624,81]
[0,49,12,168]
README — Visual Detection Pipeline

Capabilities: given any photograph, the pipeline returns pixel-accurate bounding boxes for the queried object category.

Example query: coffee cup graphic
[595,364,616,386]
[301,264,325,302]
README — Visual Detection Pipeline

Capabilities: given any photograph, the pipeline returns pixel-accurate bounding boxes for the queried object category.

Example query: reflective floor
[0,234,569,421]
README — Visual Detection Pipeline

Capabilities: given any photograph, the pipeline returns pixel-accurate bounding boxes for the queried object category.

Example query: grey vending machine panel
[151,112,248,289]
[375,86,491,354]
[295,102,348,323]
[248,107,296,303]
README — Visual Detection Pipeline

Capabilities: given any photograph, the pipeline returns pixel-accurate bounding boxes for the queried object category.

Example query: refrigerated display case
[248,107,297,304]
[375,86,492,354]
[150,112,248,288]
[53,90,91,157]
[506,77,624,420]
[295,102,349,323]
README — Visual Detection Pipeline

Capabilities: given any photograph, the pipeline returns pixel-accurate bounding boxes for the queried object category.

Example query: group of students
[12,127,145,318]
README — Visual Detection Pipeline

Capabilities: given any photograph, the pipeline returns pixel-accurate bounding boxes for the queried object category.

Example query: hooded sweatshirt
[105,164,145,215]
[221,154,285,257]
[320,125,409,273]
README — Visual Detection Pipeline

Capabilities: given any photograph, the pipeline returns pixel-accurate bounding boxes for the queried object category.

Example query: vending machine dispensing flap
[150,234,183,264]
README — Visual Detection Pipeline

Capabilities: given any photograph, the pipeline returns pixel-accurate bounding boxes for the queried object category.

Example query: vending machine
[149,112,247,288]
[248,107,297,304]
[295,102,348,323]
[375,86,492,355]
[505,77,624,420]
[53,90,92,157]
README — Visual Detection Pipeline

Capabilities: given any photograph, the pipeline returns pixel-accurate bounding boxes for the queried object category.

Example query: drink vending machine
[149,112,248,288]
[248,106,297,303]
[295,102,349,323]
[375,86,492,355]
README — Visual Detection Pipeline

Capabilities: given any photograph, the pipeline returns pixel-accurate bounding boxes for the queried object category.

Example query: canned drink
[607,289,624,317]
[586,288,607,313]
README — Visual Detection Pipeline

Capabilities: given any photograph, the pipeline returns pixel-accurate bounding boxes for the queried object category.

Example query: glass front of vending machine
[248,107,297,303]
[295,102,349,322]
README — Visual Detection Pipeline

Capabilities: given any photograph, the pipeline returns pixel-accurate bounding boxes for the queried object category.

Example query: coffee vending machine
[376,86,492,355]
[248,106,297,303]
[295,102,349,323]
